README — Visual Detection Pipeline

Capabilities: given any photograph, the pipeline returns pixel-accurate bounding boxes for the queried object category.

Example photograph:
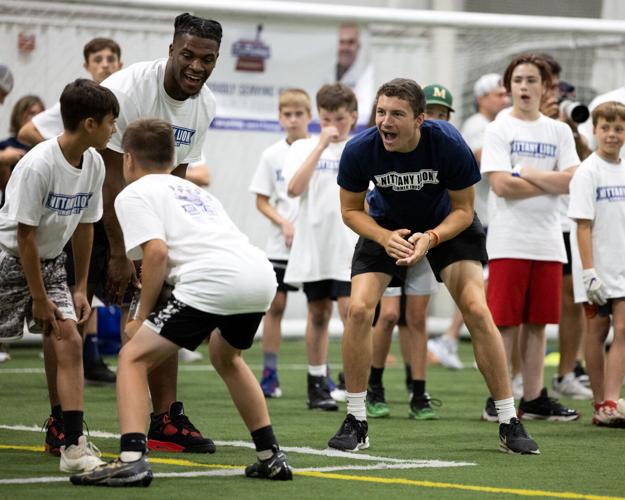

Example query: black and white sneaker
[498,418,540,455]
[245,447,293,481]
[70,456,153,487]
[481,397,499,422]
[307,375,338,411]
[327,414,369,451]
[518,388,581,422]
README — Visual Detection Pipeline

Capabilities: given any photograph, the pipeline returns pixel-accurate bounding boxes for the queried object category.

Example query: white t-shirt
[460,112,491,226]
[115,174,276,315]
[32,102,63,140]
[282,137,358,285]
[568,153,625,300]
[578,87,625,157]
[249,139,299,260]
[0,139,104,258]
[101,59,217,166]
[481,112,579,262]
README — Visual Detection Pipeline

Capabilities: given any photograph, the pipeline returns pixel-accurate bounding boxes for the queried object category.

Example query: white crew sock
[308,364,327,377]
[120,451,143,463]
[495,397,517,424]
[346,391,367,421]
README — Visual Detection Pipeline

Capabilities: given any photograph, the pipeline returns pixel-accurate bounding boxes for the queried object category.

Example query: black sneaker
[307,375,338,411]
[518,388,581,422]
[481,397,499,422]
[70,456,153,487]
[147,401,216,453]
[84,358,116,384]
[498,417,540,455]
[43,415,64,456]
[245,447,293,481]
[327,414,369,451]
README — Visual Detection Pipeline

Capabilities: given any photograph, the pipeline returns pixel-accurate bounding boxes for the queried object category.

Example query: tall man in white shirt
[99,12,221,454]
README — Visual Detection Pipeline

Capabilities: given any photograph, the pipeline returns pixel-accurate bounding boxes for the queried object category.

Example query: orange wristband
[425,229,440,248]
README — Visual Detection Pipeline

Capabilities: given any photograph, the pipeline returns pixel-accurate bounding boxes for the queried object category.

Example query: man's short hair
[83,38,121,63]
[60,79,119,132]
[375,78,426,117]
[122,118,175,170]
[10,95,44,135]
[503,54,552,93]
[316,83,357,113]
[592,101,625,127]
[279,88,311,114]
[174,13,222,45]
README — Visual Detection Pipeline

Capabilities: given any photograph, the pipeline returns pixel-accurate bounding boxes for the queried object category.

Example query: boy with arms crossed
[249,89,311,398]
[568,101,625,426]
[71,118,293,487]
[0,79,118,471]
[283,83,359,411]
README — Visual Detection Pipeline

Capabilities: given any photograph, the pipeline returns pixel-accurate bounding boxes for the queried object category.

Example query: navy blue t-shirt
[337,120,480,233]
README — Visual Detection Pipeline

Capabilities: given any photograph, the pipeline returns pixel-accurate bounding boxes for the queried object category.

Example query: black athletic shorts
[64,219,109,287]
[352,216,487,284]
[562,232,572,276]
[146,294,264,351]
[270,259,298,293]
[303,280,351,302]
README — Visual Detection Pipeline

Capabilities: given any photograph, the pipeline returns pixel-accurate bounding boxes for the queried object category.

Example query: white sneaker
[428,336,464,370]
[60,435,105,473]
[178,348,203,362]
[0,352,10,363]
[552,373,593,400]
[511,374,523,400]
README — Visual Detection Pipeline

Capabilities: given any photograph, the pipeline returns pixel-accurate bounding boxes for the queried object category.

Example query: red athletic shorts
[487,258,562,327]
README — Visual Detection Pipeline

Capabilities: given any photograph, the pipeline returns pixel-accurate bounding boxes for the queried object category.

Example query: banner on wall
[208,20,374,133]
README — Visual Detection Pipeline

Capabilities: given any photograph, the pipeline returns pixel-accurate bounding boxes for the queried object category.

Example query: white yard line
[0,424,475,468]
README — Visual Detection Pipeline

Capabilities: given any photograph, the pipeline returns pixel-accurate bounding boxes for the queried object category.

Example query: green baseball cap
[423,83,454,112]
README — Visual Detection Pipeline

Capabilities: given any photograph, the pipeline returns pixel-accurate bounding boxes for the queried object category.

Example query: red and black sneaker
[147,401,215,453]
[43,415,65,456]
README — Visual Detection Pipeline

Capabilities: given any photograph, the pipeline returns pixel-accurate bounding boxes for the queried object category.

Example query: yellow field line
[1,444,622,500]
[297,471,625,500]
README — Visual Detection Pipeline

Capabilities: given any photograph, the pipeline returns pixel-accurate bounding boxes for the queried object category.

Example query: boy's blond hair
[592,101,625,127]
[279,88,311,114]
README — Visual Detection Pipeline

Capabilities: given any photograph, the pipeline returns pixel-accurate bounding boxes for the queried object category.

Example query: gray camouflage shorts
[0,249,77,342]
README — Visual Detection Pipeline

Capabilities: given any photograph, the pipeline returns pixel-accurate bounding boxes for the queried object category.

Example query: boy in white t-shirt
[70,118,292,487]
[568,101,625,427]
[481,54,581,421]
[0,79,118,472]
[249,89,311,398]
[283,83,359,411]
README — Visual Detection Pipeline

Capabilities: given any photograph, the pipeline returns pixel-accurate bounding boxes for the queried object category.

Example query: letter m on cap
[433,87,446,98]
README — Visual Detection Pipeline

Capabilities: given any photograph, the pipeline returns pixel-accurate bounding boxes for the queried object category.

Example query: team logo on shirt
[317,159,339,172]
[596,185,625,202]
[45,192,93,215]
[172,126,196,146]
[169,185,219,217]
[510,140,557,158]
[374,170,439,191]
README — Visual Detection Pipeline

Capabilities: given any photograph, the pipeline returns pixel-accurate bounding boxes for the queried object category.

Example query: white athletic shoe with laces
[427,336,464,370]
[551,373,593,400]
[60,435,105,473]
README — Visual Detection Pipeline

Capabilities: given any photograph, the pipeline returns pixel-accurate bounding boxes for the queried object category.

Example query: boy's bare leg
[209,331,270,431]
[605,301,625,401]
[306,299,332,366]
[43,340,60,408]
[405,295,430,381]
[147,355,178,414]
[117,328,178,434]
[520,324,546,401]
[372,296,399,368]
[585,315,610,402]
[262,291,286,354]
[440,260,512,400]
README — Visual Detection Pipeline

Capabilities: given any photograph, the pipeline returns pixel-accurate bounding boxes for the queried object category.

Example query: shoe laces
[413,393,442,409]
[85,440,103,458]
[506,418,530,439]
[172,413,200,434]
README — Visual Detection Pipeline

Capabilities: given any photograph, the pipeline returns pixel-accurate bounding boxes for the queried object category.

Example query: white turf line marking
[0,364,312,375]
[0,424,474,468]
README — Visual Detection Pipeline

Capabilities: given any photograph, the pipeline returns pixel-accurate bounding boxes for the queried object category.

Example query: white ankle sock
[120,451,143,462]
[346,391,367,421]
[308,364,327,377]
[494,397,517,424]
